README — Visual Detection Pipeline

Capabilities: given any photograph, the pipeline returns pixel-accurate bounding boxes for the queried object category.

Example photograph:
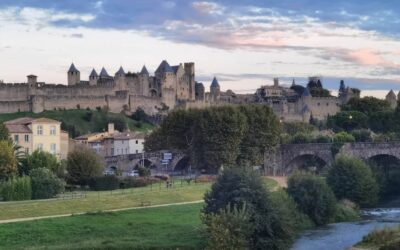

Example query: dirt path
[268,176,287,189]
[0,200,204,224]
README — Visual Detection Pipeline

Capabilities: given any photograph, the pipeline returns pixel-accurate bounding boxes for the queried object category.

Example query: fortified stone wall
[129,95,162,115]
[35,95,107,112]
[0,84,30,101]
[0,101,30,113]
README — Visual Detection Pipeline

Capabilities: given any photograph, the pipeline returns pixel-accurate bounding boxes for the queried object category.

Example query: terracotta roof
[113,132,145,140]
[5,117,34,125]
[5,124,31,133]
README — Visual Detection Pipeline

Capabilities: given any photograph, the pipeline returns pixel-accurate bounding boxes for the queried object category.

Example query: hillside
[0,109,155,138]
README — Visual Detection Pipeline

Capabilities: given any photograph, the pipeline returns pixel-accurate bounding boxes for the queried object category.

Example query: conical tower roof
[100,67,111,78]
[302,88,311,97]
[155,60,173,73]
[211,77,220,88]
[68,63,80,73]
[115,66,125,75]
[386,89,396,100]
[140,65,149,75]
[89,69,98,77]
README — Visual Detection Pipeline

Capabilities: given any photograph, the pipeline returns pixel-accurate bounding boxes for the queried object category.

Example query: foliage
[0,122,10,141]
[283,122,315,136]
[360,226,400,247]
[119,177,160,188]
[89,176,120,191]
[203,167,296,250]
[203,204,253,250]
[0,140,17,181]
[369,157,400,198]
[107,116,127,132]
[287,172,336,225]
[131,108,148,122]
[290,133,313,144]
[0,176,32,201]
[67,146,104,185]
[137,166,151,177]
[315,135,332,143]
[21,150,59,175]
[342,97,391,115]
[290,85,305,96]
[333,131,356,143]
[369,111,395,133]
[145,105,280,171]
[351,129,372,142]
[332,200,360,223]
[327,156,379,207]
[83,111,93,122]
[30,168,65,199]
[327,111,369,131]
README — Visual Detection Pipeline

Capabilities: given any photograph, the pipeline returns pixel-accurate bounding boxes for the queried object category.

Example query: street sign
[163,153,172,160]
[161,159,170,164]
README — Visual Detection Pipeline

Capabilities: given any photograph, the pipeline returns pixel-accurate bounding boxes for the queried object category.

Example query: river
[292,208,400,250]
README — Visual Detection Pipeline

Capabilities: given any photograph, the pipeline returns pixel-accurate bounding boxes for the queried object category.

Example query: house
[5,117,69,159]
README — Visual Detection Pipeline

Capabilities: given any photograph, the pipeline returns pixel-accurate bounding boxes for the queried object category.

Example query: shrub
[89,176,120,191]
[291,133,313,144]
[287,172,336,226]
[30,168,65,199]
[203,204,253,250]
[351,129,372,142]
[0,140,18,181]
[333,131,355,143]
[327,156,379,207]
[67,146,104,185]
[0,176,32,201]
[203,167,296,250]
[283,122,315,136]
[314,135,332,143]
[137,166,151,177]
[21,150,59,175]
[120,177,159,188]
[332,200,360,223]
[83,111,93,122]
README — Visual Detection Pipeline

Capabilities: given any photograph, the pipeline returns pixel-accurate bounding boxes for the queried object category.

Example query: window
[111,148,114,156]
[50,126,56,135]
[37,125,43,135]
[136,140,138,144]
[14,135,19,143]
[37,143,43,151]
[50,144,56,154]
[24,134,29,142]
[136,150,138,154]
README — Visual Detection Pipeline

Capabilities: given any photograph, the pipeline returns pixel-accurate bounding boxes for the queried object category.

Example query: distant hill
[0,109,154,138]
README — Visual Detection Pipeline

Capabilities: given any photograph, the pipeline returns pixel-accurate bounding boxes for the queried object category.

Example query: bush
[333,131,355,143]
[203,167,296,250]
[291,133,313,144]
[351,129,372,142]
[89,176,120,191]
[327,156,379,207]
[332,200,360,223]
[83,111,93,122]
[287,172,336,226]
[30,168,65,199]
[203,204,253,250]
[283,122,315,136]
[67,146,104,185]
[314,135,332,143]
[0,140,18,181]
[0,176,32,201]
[21,150,59,175]
[120,177,159,188]
[137,166,151,177]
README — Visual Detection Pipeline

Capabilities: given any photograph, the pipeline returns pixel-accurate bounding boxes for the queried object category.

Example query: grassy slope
[0,203,205,250]
[0,109,154,136]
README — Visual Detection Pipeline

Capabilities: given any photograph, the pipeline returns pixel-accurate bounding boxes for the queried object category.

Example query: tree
[287,172,336,225]
[131,108,148,122]
[203,167,295,250]
[0,122,10,141]
[107,116,127,132]
[283,122,315,136]
[236,105,281,167]
[342,97,391,115]
[30,168,65,199]
[0,140,17,181]
[327,156,379,207]
[327,111,368,132]
[67,146,104,185]
[21,150,59,175]
[333,131,355,143]
[203,204,253,250]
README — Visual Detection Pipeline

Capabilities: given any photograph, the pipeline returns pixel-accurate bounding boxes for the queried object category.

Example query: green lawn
[0,109,154,136]
[0,177,277,221]
[0,203,205,250]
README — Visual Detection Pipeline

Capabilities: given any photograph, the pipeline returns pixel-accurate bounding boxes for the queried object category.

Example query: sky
[0,1,400,98]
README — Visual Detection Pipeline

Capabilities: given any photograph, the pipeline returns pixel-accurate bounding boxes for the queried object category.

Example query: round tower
[67,63,80,85]
[210,77,220,102]
[386,90,397,109]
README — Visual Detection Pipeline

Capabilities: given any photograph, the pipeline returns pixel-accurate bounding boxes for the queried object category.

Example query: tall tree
[0,122,10,141]
[67,146,104,185]
[0,140,18,181]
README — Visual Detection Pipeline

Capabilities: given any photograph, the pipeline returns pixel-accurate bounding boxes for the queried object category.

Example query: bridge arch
[285,154,329,175]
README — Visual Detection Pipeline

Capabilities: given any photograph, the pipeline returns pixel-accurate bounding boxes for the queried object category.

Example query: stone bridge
[264,142,400,176]
[105,150,187,172]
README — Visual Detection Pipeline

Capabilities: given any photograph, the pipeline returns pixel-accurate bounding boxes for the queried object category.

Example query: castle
[0,61,373,123]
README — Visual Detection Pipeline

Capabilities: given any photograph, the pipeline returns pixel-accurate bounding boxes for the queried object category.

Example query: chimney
[108,123,115,135]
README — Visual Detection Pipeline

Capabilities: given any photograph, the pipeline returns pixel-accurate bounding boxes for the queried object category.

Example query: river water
[292,208,400,250]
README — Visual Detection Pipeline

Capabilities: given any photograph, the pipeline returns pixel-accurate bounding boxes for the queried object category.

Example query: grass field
[0,109,154,136]
[0,203,205,250]
[0,177,277,221]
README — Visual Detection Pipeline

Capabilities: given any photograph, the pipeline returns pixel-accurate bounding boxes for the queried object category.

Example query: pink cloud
[346,49,393,66]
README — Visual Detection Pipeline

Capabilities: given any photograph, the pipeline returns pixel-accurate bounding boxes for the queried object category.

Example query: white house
[113,132,145,155]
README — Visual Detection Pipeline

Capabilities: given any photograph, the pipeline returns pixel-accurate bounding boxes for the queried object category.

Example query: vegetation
[327,156,379,207]
[145,105,281,171]
[203,204,253,250]
[30,168,65,199]
[332,200,360,223]
[355,226,400,250]
[342,96,391,115]
[328,111,368,132]
[287,172,336,226]
[0,176,32,201]
[67,146,104,185]
[21,150,59,175]
[0,203,205,250]
[203,167,296,250]
[0,122,10,141]
[89,175,120,191]
[0,140,17,181]
[0,110,154,138]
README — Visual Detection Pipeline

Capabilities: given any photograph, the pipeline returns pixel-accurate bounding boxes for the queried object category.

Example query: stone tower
[139,65,150,96]
[155,60,176,108]
[210,77,220,102]
[386,90,397,109]
[89,69,99,86]
[115,66,126,91]
[184,62,196,101]
[195,82,205,101]
[67,63,80,86]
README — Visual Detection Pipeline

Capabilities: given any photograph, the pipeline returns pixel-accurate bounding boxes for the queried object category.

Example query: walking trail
[0,200,204,224]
